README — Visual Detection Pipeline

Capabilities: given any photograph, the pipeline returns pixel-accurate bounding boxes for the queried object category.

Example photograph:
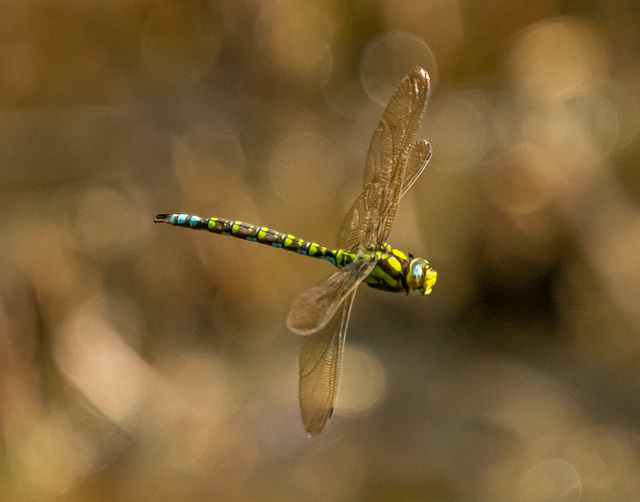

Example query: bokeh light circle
[508,18,607,100]
[360,32,438,106]
[338,344,387,417]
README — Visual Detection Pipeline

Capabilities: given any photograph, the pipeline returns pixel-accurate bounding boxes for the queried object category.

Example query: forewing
[286,258,376,336]
[337,183,383,252]
[376,139,433,241]
[400,139,432,199]
[299,292,355,435]
[292,68,432,434]
[348,67,431,249]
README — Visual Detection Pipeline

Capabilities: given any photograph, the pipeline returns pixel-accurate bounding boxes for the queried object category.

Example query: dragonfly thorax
[362,247,436,296]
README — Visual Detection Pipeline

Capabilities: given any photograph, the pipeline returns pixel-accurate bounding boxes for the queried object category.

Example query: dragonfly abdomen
[154,213,352,267]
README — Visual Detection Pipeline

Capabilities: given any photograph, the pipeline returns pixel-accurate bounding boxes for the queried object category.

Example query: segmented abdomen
[154,213,353,267]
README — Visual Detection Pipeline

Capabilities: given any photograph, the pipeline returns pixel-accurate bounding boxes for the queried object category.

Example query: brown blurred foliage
[1,0,640,500]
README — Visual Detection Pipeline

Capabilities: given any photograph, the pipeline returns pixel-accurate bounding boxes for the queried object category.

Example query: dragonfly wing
[287,258,376,336]
[336,141,431,252]
[400,139,432,200]
[375,139,433,241]
[338,68,430,251]
[363,67,431,189]
[357,67,431,247]
[299,291,355,435]
[292,68,431,435]
[337,183,383,252]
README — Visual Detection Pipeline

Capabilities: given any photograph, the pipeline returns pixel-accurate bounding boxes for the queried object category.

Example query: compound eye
[411,261,424,283]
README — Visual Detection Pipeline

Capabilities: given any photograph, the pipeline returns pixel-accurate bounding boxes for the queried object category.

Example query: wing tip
[412,66,429,81]
[416,139,432,158]
[302,413,332,436]
[406,66,431,101]
[286,315,322,336]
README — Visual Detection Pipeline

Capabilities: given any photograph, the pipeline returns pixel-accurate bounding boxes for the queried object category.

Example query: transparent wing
[337,183,384,253]
[337,67,431,251]
[363,68,431,185]
[286,258,376,336]
[366,139,433,241]
[291,68,431,434]
[299,291,355,435]
[400,139,432,199]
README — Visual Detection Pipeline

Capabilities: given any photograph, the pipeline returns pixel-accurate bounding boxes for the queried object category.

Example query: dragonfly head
[406,258,437,295]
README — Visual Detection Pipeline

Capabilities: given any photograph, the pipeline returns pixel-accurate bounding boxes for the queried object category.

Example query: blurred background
[1,0,640,500]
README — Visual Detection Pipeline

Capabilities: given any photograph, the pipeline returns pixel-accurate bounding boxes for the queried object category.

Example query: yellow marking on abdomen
[284,234,295,247]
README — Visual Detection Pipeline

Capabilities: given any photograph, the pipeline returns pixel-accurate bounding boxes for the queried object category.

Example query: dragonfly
[155,67,437,435]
